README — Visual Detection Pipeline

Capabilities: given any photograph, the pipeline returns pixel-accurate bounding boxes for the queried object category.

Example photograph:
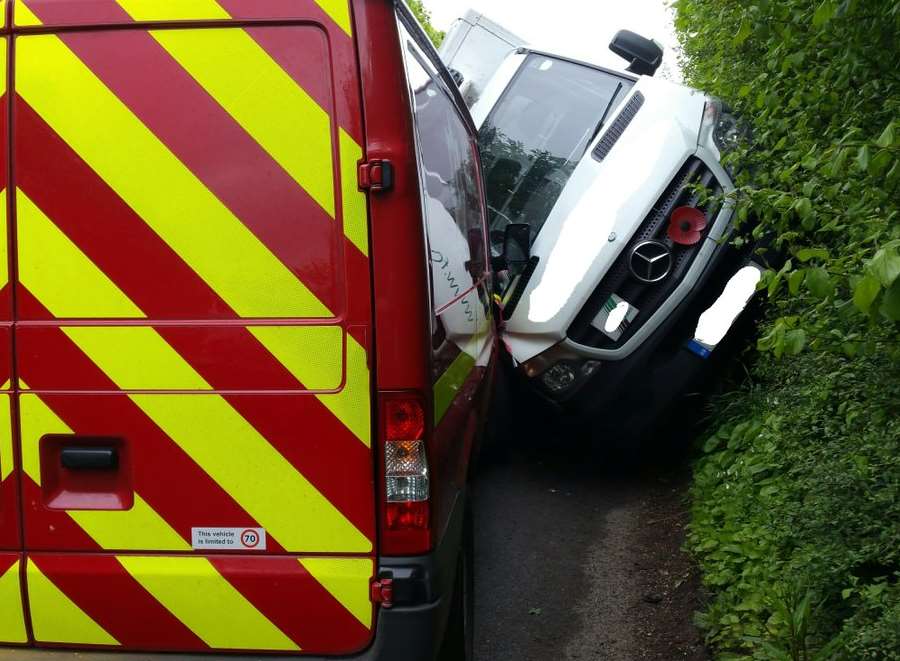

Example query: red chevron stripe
[20,477,102,551]
[241,23,364,143]
[214,0,364,139]
[0,472,20,550]
[210,556,372,654]
[16,289,283,553]
[16,102,375,543]
[19,0,127,25]
[0,552,17,576]
[56,23,363,319]
[30,553,208,650]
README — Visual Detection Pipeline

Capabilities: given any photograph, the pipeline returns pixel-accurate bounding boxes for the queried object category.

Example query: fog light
[542,363,577,394]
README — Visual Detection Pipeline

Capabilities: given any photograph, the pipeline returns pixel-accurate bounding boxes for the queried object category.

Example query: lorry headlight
[520,342,603,397]
[541,363,578,394]
[700,100,750,158]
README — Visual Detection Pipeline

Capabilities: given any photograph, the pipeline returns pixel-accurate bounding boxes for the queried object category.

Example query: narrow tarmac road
[473,439,709,661]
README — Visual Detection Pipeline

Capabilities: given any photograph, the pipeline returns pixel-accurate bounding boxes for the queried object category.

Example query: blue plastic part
[687,339,713,359]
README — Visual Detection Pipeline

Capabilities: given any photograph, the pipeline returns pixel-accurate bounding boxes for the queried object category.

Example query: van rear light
[385,439,429,502]
[380,395,431,556]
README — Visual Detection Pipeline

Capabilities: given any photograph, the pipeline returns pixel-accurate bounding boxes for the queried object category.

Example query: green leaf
[856,144,870,172]
[812,0,837,27]
[852,275,881,313]
[806,268,835,299]
[876,122,895,149]
[881,279,900,321]
[796,248,829,262]
[794,197,813,219]
[870,150,894,176]
[868,248,900,287]
[783,329,807,355]
[733,18,752,46]
[788,269,806,295]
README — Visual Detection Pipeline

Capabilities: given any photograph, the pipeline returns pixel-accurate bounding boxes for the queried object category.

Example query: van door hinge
[370,578,394,608]
[358,159,394,192]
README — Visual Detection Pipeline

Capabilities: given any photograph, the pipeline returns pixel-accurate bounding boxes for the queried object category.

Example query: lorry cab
[441,14,760,442]
[0,1,494,659]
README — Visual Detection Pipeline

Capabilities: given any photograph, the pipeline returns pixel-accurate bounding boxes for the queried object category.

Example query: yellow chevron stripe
[40,328,372,553]
[0,396,11,483]
[130,24,336,219]
[16,33,372,442]
[313,0,353,36]
[0,560,27,644]
[340,129,369,256]
[248,326,343,391]
[63,327,210,391]
[130,393,372,552]
[117,556,299,651]
[17,189,145,319]
[114,0,229,21]
[27,560,119,646]
[325,336,371,447]
[17,198,367,546]
[434,351,477,424]
[18,390,191,551]
[17,33,330,320]
[300,557,373,629]
[14,1,40,26]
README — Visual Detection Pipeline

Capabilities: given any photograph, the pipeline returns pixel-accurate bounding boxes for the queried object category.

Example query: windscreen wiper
[584,82,624,154]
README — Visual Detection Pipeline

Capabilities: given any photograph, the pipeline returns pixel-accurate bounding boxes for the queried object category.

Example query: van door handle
[61,447,119,470]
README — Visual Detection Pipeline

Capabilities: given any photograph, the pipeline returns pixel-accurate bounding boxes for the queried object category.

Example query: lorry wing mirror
[609,30,664,77]
[503,223,532,273]
[448,67,465,87]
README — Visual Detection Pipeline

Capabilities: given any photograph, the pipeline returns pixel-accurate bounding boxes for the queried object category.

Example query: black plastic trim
[591,92,645,162]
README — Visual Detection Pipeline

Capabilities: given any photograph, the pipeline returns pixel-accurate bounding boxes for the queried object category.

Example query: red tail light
[380,393,431,555]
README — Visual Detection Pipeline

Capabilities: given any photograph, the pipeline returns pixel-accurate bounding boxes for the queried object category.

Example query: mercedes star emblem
[629,240,673,284]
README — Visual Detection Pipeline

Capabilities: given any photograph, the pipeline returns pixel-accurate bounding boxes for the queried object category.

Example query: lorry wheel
[438,506,474,660]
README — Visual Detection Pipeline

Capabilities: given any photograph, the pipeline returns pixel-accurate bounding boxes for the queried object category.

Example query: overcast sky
[424,0,682,81]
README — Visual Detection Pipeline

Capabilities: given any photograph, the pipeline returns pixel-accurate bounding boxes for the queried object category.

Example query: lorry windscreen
[480,54,634,251]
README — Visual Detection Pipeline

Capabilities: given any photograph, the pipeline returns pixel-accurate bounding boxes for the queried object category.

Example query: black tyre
[438,506,474,660]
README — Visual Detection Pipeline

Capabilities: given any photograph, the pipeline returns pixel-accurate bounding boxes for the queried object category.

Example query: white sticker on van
[191,527,267,551]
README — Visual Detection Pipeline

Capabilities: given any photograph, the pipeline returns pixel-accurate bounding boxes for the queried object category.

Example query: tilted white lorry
[440,11,762,441]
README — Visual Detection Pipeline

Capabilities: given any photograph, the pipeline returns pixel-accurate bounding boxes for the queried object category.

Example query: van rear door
[8,0,376,654]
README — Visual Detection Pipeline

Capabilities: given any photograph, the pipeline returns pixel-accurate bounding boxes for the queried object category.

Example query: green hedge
[674,0,899,658]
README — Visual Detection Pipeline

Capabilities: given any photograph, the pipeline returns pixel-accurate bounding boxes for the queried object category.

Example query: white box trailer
[438,10,526,107]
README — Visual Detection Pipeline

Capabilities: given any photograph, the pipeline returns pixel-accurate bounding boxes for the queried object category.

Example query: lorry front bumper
[519,236,758,433]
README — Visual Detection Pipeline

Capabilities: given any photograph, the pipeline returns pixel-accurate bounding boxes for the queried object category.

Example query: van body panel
[0,34,17,558]
[7,0,377,655]
[392,10,495,541]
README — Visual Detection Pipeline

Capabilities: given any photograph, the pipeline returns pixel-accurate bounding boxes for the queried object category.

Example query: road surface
[472,438,709,660]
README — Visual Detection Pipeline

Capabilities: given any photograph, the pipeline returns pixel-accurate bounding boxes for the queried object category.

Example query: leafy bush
[407,0,445,47]
[674,0,900,657]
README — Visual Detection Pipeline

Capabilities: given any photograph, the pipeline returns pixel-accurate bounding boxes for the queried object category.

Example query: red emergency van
[0,1,496,659]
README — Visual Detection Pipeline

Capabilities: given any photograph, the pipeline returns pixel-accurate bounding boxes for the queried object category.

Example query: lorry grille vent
[567,157,723,351]
[592,92,645,162]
